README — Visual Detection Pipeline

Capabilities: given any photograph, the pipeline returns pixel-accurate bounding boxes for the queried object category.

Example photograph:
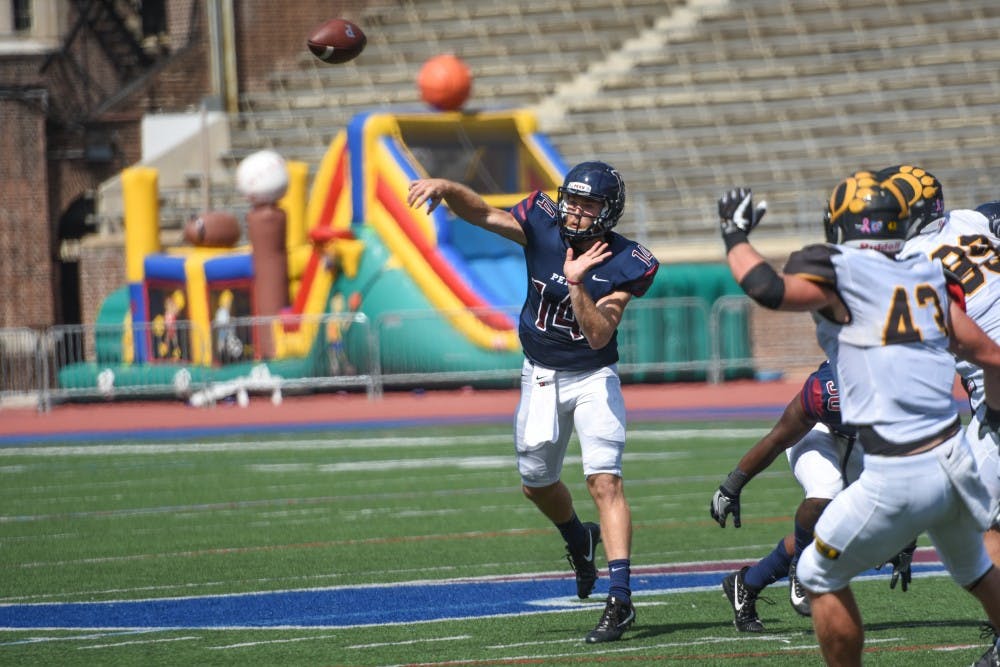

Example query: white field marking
[485,637,586,649]
[346,634,470,649]
[206,634,336,650]
[0,428,763,458]
[248,463,312,472]
[79,635,200,650]
[387,633,838,667]
[485,632,805,651]
[319,456,514,472]
[778,637,903,651]
[318,450,687,474]
[0,631,154,646]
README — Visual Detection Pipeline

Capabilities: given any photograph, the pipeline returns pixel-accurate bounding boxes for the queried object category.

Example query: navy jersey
[510,191,659,371]
[799,360,856,438]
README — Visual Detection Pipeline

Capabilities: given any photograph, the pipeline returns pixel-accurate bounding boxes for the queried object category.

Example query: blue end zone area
[0,560,946,630]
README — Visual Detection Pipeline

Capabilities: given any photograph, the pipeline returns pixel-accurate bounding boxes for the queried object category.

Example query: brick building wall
[0,93,53,329]
[1,0,376,333]
[77,236,128,330]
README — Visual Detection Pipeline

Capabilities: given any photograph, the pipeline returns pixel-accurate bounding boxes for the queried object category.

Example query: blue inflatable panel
[128,282,148,363]
[143,254,186,281]
[204,254,253,281]
[438,245,510,309]
[467,256,524,308]
[448,216,523,260]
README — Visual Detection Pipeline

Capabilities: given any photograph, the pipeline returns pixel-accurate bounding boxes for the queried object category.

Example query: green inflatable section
[335,226,524,377]
[94,286,131,364]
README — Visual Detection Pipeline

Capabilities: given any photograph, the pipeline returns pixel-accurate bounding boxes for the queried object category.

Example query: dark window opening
[13,0,31,31]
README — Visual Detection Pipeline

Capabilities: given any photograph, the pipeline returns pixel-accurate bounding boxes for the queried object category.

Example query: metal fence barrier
[0,297,779,411]
[33,313,378,410]
[0,328,48,407]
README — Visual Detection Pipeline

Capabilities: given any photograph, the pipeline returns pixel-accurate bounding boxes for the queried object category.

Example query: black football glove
[877,541,916,592]
[710,487,741,528]
[718,187,767,252]
[978,405,1000,450]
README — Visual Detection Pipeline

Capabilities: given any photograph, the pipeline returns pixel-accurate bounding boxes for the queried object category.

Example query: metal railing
[0,297,769,411]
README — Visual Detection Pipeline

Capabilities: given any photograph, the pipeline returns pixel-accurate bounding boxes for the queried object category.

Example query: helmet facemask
[556,161,625,244]
[557,192,613,242]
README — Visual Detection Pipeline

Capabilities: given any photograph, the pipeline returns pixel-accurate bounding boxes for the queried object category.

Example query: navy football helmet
[875,165,945,237]
[975,200,1000,238]
[556,161,625,242]
[826,173,910,254]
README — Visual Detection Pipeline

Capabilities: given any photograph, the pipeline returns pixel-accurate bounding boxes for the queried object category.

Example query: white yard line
[347,634,471,649]
[79,635,200,650]
[205,634,336,650]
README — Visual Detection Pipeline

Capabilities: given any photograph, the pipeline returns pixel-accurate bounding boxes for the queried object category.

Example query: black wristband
[721,468,749,496]
[723,229,748,253]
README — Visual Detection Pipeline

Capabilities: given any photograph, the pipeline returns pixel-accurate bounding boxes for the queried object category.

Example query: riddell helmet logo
[567,181,592,194]
[857,239,904,252]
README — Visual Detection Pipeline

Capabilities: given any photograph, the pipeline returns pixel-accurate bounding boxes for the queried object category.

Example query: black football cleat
[585,595,636,643]
[565,521,601,599]
[722,566,765,632]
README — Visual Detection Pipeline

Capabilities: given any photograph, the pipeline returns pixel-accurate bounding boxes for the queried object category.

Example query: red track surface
[0,379,806,441]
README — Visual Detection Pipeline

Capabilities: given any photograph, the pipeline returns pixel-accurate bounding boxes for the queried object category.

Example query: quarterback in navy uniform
[716,176,1000,665]
[408,161,658,643]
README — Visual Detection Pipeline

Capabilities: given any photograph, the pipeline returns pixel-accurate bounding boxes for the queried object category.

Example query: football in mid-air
[307,18,366,64]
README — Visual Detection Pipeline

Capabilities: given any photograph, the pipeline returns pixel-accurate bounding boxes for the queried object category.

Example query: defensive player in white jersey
[716,174,1000,666]
[888,166,1000,666]
[408,162,659,643]
[890,165,1000,560]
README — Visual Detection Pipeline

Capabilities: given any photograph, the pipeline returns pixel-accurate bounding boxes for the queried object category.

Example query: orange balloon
[418,54,472,111]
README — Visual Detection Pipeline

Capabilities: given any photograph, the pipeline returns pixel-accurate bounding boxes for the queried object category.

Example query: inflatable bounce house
[59,107,751,399]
